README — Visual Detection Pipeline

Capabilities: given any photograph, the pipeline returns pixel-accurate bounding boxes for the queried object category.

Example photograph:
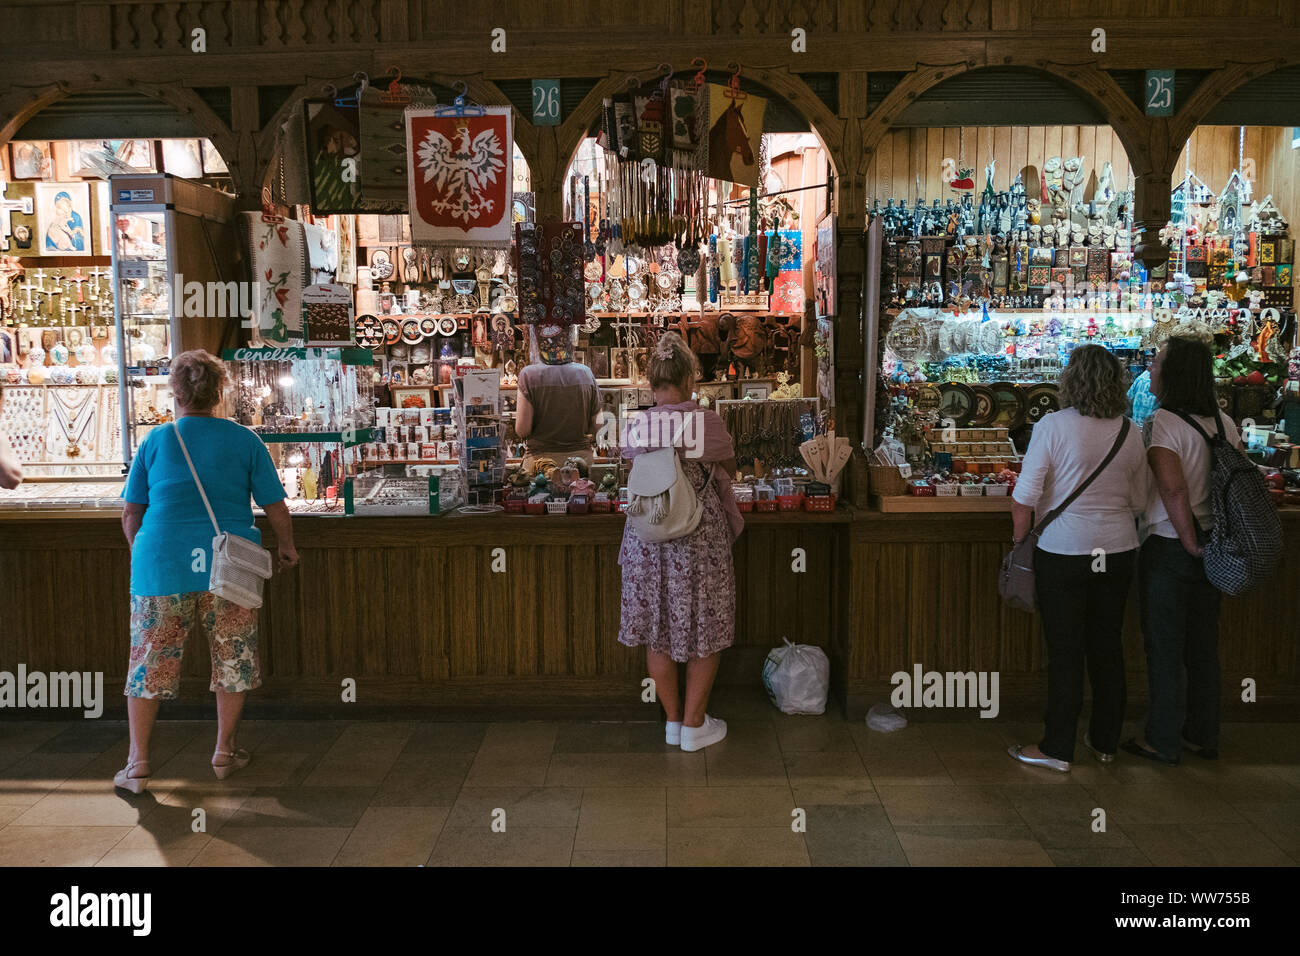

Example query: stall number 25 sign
[1144,70,1175,117]
[532,79,561,126]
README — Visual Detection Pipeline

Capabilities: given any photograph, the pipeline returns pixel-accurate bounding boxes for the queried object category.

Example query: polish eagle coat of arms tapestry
[405,106,513,247]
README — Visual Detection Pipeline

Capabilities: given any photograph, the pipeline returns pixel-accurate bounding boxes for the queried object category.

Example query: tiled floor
[1,690,1297,867]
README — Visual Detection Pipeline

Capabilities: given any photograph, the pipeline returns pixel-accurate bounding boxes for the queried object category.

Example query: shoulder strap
[1173,409,1216,444]
[172,421,221,537]
[1032,417,1131,539]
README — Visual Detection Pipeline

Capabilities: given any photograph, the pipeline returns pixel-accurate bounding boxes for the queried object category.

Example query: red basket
[524,501,546,515]
[804,494,837,512]
[504,497,526,514]
[591,499,613,513]
[755,499,778,513]
[776,493,804,511]
[736,499,754,512]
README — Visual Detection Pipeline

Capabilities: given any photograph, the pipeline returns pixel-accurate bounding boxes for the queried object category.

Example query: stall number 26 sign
[1144,70,1175,117]
[532,80,561,126]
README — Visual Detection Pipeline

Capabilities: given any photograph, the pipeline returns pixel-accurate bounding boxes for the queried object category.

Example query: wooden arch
[0,79,241,192]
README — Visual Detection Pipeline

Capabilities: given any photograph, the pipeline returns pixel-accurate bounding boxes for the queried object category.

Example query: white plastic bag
[866,703,908,733]
[762,639,830,715]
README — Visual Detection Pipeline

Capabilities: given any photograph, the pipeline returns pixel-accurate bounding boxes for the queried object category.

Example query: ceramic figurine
[1055,225,1069,248]
[1026,196,1041,226]
[529,471,551,496]
[1041,223,1055,246]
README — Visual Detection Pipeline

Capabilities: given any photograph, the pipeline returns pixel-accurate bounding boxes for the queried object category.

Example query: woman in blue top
[114,350,298,794]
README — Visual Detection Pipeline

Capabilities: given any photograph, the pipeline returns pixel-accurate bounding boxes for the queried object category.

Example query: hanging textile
[269,107,310,207]
[357,82,438,211]
[405,106,513,247]
[243,212,308,343]
[302,99,362,214]
[696,83,766,187]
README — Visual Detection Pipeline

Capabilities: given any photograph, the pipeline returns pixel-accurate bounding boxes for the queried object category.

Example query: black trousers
[1138,534,1221,759]
[1033,547,1137,762]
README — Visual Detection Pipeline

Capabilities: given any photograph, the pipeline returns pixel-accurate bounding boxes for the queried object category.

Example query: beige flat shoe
[113,760,151,794]
[212,748,251,780]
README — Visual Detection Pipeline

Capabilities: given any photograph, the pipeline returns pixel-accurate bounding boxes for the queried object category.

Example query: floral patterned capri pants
[125,592,261,700]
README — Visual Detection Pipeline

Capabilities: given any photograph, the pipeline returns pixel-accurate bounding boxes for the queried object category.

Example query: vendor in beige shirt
[515,325,600,473]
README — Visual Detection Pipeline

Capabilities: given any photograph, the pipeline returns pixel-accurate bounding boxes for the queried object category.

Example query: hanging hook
[625,73,641,91]
[657,62,673,82]
[387,66,402,83]
[453,80,469,97]
[323,83,338,99]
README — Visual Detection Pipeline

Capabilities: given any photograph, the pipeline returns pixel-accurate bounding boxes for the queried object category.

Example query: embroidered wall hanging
[303,98,362,214]
[357,83,439,212]
[696,83,766,187]
[405,106,513,248]
[242,212,308,343]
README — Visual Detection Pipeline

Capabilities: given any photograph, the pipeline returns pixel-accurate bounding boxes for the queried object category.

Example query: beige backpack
[624,445,704,542]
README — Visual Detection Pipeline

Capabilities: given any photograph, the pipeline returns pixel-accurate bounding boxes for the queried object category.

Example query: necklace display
[48,387,97,458]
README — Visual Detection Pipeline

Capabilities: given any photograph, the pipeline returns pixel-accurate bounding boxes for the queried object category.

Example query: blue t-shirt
[123,417,286,597]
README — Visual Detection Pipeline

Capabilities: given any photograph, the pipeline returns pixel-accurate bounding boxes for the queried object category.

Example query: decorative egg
[50,343,70,365]
[103,368,118,384]
[75,366,99,384]
[27,347,45,366]
[27,367,46,385]
[76,345,98,365]
[101,345,118,366]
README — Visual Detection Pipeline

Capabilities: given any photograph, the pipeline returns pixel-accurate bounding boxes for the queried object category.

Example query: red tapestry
[405,107,513,247]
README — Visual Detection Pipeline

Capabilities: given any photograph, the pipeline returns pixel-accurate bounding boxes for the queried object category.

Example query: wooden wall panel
[866,125,1134,203]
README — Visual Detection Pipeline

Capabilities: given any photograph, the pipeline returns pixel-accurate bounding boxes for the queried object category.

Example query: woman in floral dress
[618,333,743,751]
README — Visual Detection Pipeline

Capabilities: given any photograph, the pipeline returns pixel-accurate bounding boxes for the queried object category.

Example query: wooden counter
[0,509,849,719]
[2,506,1296,720]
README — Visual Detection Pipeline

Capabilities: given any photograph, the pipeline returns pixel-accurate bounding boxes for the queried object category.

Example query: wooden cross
[0,180,33,252]
[69,268,88,303]
[17,277,38,309]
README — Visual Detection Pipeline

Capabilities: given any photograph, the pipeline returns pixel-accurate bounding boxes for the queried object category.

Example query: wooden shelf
[872,493,1014,512]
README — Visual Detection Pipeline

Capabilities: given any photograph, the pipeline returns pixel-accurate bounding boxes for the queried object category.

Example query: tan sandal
[113,760,151,794]
[212,748,250,780]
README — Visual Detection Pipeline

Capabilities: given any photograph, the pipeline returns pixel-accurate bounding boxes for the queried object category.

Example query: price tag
[531,79,561,126]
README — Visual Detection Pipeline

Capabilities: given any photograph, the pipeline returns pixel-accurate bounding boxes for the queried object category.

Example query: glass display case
[224,346,376,514]
[110,173,237,467]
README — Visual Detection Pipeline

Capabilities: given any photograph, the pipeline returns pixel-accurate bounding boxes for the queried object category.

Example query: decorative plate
[382,318,402,345]
[885,313,927,362]
[419,317,437,336]
[401,319,422,345]
[989,382,1028,430]
[975,320,1005,355]
[677,245,701,274]
[913,383,942,416]
[967,384,998,426]
[355,314,384,348]
[937,382,975,426]
[584,260,603,281]
[438,316,458,336]
[1023,383,1060,423]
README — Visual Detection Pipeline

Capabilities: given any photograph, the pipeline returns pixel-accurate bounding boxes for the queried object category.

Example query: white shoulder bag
[623,419,705,543]
[173,421,274,610]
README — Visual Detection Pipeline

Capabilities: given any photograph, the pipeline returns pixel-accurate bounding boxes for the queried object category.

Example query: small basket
[984,484,1009,497]
[545,499,569,515]
[868,463,910,497]
[736,499,754,512]
[504,497,526,513]
[935,483,959,497]
[568,494,591,514]
[959,484,984,496]
[804,494,836,512]
[776,493,803,511]
[591,498,613,513]
[525,500,547,515]
[755,498,778,513]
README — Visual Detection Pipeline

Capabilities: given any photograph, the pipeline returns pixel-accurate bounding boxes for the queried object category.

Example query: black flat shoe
[1121,738,1179,766]
[1183,740,1219,760]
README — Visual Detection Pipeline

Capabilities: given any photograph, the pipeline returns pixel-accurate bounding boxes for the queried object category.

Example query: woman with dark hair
[1007,345,1149,773]
[115,350,299,793]
[1126,335,1241,765]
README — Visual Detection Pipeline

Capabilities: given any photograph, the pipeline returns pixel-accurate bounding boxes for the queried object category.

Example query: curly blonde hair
[1057,344,1128,419]
[170,349,228,410]
[647,332,699,391]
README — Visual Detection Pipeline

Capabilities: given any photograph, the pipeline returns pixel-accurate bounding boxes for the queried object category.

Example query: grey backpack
[1176,412,1283,596]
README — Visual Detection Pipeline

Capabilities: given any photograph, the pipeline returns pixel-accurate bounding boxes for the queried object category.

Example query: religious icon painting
[405,106,513,247]
[35,182,92,257]
[10,141,51,180]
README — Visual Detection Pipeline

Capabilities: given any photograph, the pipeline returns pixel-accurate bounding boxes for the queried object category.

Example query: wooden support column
[1132,170,1173,272]
[229,85,263,210]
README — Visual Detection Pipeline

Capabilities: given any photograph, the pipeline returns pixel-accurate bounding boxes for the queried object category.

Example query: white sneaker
[665,722,682,746]
[680,715,727,752]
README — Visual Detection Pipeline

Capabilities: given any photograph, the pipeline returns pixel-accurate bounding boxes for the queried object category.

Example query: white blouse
[1012,408,1150,555]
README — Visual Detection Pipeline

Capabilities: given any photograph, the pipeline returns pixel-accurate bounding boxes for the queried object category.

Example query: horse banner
[405,106,514,247]
[696,82,766,187]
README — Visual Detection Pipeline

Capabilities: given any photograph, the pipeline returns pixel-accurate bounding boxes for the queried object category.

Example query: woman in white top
[1126,336,1240,765]
[1007,345,1149,773]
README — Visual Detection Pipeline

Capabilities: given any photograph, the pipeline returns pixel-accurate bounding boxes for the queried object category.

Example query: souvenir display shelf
[223,346,375,514]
